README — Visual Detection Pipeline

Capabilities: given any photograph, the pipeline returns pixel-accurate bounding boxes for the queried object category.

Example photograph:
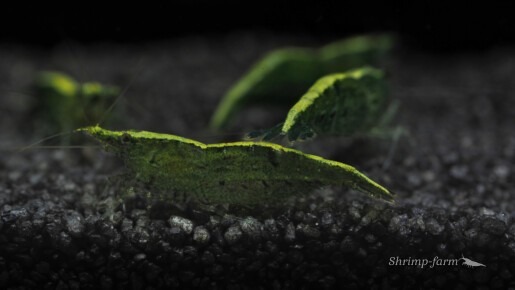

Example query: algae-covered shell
[81,126,395,205]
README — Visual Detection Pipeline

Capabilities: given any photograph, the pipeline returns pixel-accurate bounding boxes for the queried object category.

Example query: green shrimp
[246,66,388,142]
[210,34,394,130]
[33,71,120,134]
[80,125,395,205]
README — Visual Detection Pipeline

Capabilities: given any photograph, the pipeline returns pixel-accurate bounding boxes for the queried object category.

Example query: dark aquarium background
[1,2,515,289]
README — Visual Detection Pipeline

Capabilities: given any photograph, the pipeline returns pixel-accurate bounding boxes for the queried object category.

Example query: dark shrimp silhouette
[461,254,486,268]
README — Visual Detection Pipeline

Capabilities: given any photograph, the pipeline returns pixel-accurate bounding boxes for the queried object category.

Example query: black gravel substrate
[1,33,515,289]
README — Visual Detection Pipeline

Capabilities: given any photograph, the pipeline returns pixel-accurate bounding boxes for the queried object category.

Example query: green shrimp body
[81,126,394,205]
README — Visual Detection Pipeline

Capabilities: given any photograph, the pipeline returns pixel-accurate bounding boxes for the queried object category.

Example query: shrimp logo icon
[460,254,486,268]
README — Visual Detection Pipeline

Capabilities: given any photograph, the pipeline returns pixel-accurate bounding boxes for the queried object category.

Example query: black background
[2,1,515,51]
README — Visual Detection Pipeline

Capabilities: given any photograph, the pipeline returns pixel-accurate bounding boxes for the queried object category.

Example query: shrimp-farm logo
[388,255,486,269]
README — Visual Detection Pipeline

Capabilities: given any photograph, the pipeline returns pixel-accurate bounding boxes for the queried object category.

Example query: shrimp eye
[121,133,132,144]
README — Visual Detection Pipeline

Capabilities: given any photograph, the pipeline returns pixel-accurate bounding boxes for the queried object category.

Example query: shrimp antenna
[0,87,34,99]
[97,57,145,127]
[192,131,251,139]
[61,39,95,125]
[21,145,101,149]
[17,130,75,153]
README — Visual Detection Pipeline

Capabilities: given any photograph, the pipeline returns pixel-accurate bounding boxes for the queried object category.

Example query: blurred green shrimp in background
[210,34,394,130]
